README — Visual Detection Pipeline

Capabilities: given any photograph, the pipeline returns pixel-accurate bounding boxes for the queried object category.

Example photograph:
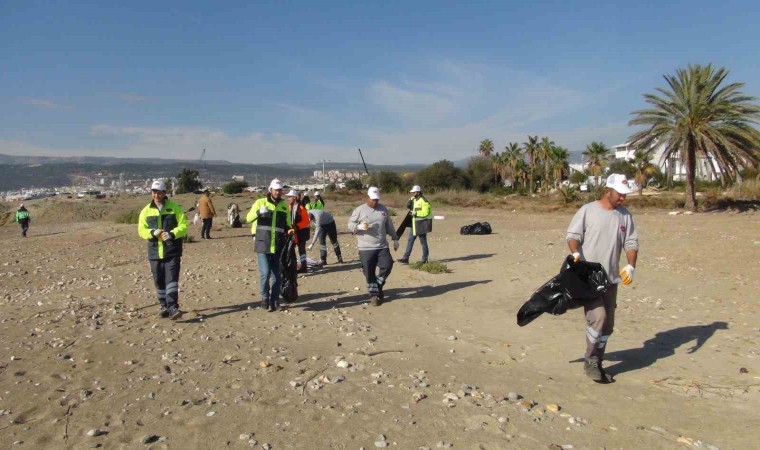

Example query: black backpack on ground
[460,222,492,235]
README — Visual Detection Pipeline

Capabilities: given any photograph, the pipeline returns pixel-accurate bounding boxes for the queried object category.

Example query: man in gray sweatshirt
[567,173,639,383]
[348,186,399,306]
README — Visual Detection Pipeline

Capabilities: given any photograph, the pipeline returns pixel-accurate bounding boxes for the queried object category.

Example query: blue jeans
[256,252,282,306]
[403,233,428,261]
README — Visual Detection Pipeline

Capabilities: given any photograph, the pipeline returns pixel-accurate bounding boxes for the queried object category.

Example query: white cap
[314,191,321,196]
[19,203,24,208]
[367,186,380,200]
[410,185,422,193]
[269,179,283,190]
[605,173,634,195]
[285,189,298,197]
[151,180,167,191]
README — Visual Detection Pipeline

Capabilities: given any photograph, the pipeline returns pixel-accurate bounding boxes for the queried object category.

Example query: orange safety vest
[291,204,310,243]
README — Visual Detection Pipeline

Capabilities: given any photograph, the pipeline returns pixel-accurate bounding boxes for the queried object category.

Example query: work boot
[584,359,613,383]
[397,258,409,264]
[158,307,170,319]
[321,259,327,266]
[337,256,344,264]
[168,307,183,321]
[378,285,384,300]
[369,296,381,306]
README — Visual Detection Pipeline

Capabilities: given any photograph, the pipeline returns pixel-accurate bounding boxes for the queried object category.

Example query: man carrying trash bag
[566,173,639,383]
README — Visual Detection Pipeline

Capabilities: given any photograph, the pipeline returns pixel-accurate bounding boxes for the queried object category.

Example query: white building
[613,142,721,181]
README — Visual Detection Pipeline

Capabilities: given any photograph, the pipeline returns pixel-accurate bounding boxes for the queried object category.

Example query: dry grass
[724,179,760,201]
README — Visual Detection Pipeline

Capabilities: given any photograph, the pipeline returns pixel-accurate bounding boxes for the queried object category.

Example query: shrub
[344,179,364,190]
[415,160,466,192]
[223,180,249,194]
[410,261,451,274]
[115,210,140,224]
[725,179,760,200]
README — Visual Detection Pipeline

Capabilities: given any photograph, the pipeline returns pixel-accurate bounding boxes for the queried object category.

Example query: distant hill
[0,154,430,191]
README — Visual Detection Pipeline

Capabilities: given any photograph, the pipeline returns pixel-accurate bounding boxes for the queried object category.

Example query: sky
[2,0,759,165]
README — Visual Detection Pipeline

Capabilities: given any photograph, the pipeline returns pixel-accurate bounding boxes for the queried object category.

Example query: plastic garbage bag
[517,255,610,327]
[460,222,492,235]
[279,234,299,303]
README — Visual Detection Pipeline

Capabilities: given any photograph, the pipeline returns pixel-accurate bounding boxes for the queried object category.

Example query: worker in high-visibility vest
[137,180,188,320]
[246,179,293,311]
[397,185,432,264]
[15,204,31,238]
[285,189,310,273]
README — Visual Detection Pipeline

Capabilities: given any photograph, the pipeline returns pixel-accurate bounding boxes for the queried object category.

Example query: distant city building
[613,142,721,181]
[232,175,245,181]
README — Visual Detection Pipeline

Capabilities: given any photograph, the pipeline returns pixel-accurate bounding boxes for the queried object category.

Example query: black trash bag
[460,222,492,235]
[516,255,610,327]
[279,234,299,303]
[231,215,242,228]
[396,213,412,239]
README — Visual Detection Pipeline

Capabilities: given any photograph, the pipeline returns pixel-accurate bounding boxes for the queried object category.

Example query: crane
[358,148,369,175]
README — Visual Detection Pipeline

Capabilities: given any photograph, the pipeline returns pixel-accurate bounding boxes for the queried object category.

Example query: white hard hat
[410,185,422,193]
[151,180,167,191]
[314,191,321,196]
[285,189,298,197]
[367,186,380,200]
[605,173,634,195]
[269,179,283,190]
[19,203,24,208]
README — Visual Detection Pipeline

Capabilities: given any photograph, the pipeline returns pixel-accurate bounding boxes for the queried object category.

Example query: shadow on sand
[294,279,492,312]
[569,321,729,377]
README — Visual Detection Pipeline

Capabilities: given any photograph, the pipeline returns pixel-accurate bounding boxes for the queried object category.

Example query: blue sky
[2,0,759,164]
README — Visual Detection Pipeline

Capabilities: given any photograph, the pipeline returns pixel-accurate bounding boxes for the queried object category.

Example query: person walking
[397,185,432,264]
[308,209,344,265]
[198,189,216,239]
[285,190,310,273]
[566,173,639,383]
[306,191,325,210]
[15,204,31,238]
[347,187,399,306]
[246,179,293,312]
[137,180,188,320]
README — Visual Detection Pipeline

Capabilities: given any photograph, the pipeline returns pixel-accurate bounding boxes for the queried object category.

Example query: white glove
[571,252,581,263]
[152,229,162,238]
[259,206,268,215]
[619,264,635,285]
[392,240,399,251]
[160,231,172,242]
[361,221,370,231]
[307,243,314,251]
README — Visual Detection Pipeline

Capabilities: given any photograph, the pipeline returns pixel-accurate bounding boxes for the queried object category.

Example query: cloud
[24,98,63,109]
[368,80,457,125]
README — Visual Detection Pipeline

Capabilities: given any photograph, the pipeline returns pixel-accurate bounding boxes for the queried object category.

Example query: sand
[0,196,758,449]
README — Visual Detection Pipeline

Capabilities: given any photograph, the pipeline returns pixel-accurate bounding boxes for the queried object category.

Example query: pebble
[206,411,216,417]
[336,360,350,369]
[141,435,161,444]
[447,336,457,341]
[507,392,520,402]
[546,403,560,413]
[437,441,452,448]
[86,428,103,437]
[239,433,252,441]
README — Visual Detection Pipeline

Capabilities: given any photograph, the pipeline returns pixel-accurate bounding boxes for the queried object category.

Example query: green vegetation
[115,209,140,224]
[415,160,466,192]
[629,64,760,211]
[410,261,451,274]
[223,180,249,194]
[176,169,203,194]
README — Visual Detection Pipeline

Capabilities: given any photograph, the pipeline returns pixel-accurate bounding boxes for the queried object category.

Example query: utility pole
[321,159,327,189]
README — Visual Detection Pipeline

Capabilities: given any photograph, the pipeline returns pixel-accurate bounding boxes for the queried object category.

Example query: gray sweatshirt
[308,209,335,246]
[566,201,638,284]
[347,203,399,250]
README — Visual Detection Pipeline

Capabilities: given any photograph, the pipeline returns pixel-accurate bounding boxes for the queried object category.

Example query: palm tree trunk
[684,147,698,211]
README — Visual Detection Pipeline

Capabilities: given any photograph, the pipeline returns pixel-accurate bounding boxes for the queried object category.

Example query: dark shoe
[297,266,308,274]
[158,308,170,319]
[419,260,428,264]
[369,296,381,306]
[267,306,276,312]
[205,236,212,240]
[320,259,327,265]
[378,286,384,300]
[168,307,183,320]
[397,258,409,264]
[584,360,613,383]
[337,256,344,264]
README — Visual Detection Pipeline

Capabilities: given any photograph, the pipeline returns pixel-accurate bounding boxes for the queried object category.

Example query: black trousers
[19,219,29,237]
[201,218,213,238]
[358,248,393,297]
[318,221,342,262]
[149,256,181,310]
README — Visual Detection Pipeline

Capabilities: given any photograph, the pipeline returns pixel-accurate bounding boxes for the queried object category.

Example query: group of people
[135,172,638,384]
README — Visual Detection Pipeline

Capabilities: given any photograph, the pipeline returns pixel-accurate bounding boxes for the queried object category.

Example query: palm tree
[503,142,523,188]
[629,64,760,210]
[583,141,611,187]
[478,139,495,158]
[631,149,657,195]
[538,137,556,191]
[523,135,539,192]
[550,146,570,189]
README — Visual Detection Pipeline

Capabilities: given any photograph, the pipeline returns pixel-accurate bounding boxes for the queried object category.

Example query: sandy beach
[0,196,758,449]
